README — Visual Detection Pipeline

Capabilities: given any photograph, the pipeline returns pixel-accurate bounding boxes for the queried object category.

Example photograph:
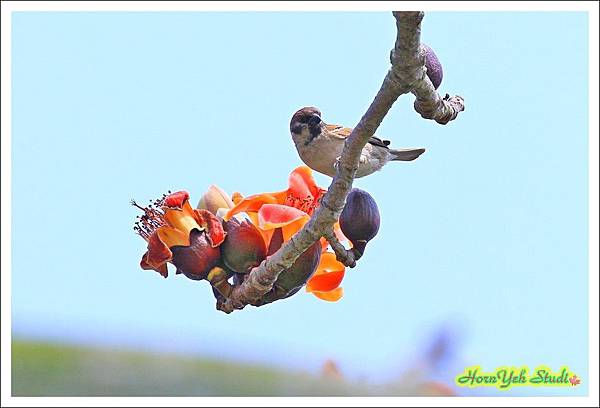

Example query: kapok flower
[132,190,225,280]
[225,166,346,302]
[225,165,324,217]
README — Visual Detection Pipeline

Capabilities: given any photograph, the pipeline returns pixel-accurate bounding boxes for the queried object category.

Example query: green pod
[220,218,267,274]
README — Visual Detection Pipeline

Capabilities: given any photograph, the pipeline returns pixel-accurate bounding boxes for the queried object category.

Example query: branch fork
[216,11,465,314]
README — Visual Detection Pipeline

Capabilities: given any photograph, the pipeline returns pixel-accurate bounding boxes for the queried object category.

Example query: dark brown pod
[170,228,221,281]
[253,228,322,306]
[339,188,380,259]
[272,240,322,299]
[422,43,443,90]
[220,218,267,274]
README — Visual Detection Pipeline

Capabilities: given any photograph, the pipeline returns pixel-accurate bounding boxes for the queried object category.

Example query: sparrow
[290,107,426,178]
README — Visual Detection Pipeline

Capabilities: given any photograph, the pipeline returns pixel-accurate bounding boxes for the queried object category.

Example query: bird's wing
[325,123,391,149]
[367,135,391,149]
[325,123,352,139]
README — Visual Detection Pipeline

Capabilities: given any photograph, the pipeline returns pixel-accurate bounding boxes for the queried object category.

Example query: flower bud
[170,229,221,281]
[197,185,234,215]
[339,188,380,259]
[221,218,267,274]
[253,229,322,306]
[207,266,234,298]
[422,43,443,90]
[273,240,322,299]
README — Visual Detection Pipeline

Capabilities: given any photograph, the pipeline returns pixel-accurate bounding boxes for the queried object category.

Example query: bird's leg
[334,154,367,175]
[333,156,342,172]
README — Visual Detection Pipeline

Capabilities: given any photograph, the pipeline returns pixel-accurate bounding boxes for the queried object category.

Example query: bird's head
[290,106,323,146]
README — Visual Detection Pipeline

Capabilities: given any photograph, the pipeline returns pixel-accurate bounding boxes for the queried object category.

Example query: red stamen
[284,194,318,215]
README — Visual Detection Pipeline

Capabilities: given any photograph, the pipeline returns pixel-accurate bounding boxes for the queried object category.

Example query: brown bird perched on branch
[290,107,425,178]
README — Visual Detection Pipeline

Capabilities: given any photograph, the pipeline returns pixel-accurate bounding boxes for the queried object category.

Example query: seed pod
[170,229,221,281]
[422,43,443,90]
[253,229,322,306]
[339,188,380,259]
[221,218,267,274]
[272,240,322,299]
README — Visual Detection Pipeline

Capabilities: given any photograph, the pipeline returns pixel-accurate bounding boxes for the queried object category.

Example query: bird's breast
[294,134,344,177]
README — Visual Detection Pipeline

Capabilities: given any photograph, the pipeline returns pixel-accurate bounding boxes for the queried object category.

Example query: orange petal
[312,287,344,302]
[272,190,289,203]
[163,199,201,235]
[224,191,287,221]
[231,191,244,205]
[258,204,308,231]
[260,228,274,248]
[156,226,190,247]
[247,212,259,226]
[143,231,173,275]
[306,270,345,292]
[306,252,345,292]
[281,217,309,242]
[194,209,226,247]
[316,252,346,274]
[288,166,320,201]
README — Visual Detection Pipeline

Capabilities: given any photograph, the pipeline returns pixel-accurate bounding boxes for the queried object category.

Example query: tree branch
[216,11,465,313]
[389,11,465,124]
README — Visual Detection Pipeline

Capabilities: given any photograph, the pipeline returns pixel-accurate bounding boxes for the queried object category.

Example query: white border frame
[1,2,598,407]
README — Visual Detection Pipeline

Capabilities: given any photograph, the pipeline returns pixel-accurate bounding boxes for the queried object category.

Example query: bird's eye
[299,115,312,124]
[308,115,321,126]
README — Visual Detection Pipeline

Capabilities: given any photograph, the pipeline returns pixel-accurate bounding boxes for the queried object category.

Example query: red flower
[133,167,350,304]
[225,166,346,301]
[133,191,225,279]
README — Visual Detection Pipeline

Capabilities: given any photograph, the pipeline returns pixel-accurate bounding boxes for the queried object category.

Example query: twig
[324,230,356,268]
[389,12,465,124]
[216,11,465,313]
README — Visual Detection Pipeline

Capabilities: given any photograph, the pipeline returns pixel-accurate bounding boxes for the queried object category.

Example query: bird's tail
[390,148,426,161]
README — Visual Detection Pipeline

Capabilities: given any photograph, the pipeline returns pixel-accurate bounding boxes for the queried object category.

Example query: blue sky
[11,11,589,395]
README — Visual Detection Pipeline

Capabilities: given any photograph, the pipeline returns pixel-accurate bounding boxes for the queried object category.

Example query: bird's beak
[305,115,323,145]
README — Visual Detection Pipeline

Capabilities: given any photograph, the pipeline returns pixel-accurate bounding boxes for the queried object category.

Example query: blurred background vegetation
[12,339,455,397]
